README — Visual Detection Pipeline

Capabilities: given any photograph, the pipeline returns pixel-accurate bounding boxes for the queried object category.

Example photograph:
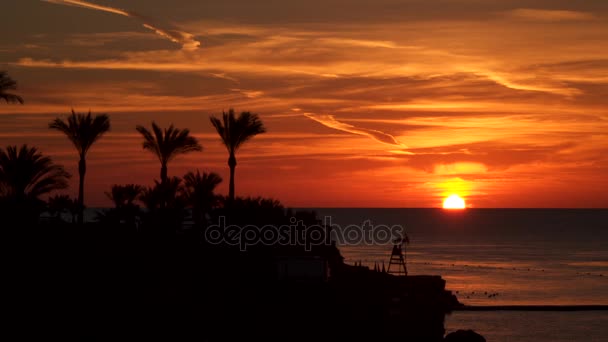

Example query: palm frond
[106,184,144,208]
[0,145,71,200]
[139,177,185,210]
[136,124,162,162]
[183,170,222,206]
[49,110,111,156]
[0,71,24,104]
[136,121,202,165]
[209,109,266,154]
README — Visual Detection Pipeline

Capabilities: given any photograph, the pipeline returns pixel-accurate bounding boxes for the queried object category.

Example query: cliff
[327,263,462,341]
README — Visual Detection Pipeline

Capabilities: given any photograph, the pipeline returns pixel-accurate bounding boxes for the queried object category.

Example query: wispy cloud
[304,113,405,146]
[42,0,201,50]
[507,8,595,22]
[316,38,399,49]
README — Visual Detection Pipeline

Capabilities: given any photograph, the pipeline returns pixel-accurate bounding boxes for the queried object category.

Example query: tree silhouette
[136,122,202,186]
[0,71,24,104]
[217,196,285,226]
[47,194,75,222]
[106,184,143,209]
[99,184,144,228]
[139,177,186,233]
[183,170,222,227]
[140,177,185,210]
[0,145,70,221]
[49,110,110,225]
[0,145,70,200]
[210,109,266,202]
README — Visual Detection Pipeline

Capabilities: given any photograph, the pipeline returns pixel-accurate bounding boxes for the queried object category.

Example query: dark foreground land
[5,220,460,341]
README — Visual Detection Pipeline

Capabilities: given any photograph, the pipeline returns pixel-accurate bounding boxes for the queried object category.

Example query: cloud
[403,141,579,172]
[507,9,595,22]
[303,113,404,146]
[316,38,399,49]
[433,162,488,175]
[42,0,201,50]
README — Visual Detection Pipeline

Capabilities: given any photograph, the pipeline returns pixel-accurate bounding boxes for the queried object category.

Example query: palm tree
[209,109,266,202]
[0,71,24,104]
[136,122,202,185]
[47,194,73,221]
[101,184,144,227]
[183,170,222,226]
[106,184,144,209]
[139,177,186,234]
[49,110,111,225]
[0,145,70,221]
[140,177,185,210]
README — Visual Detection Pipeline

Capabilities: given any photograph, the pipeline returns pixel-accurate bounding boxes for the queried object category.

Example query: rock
[445,329,486,342]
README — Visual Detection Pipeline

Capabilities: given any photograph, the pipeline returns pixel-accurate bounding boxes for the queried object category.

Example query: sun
[443,194,466,209]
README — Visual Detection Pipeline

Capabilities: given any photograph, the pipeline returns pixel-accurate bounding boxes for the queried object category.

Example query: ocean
[310,208,608,342]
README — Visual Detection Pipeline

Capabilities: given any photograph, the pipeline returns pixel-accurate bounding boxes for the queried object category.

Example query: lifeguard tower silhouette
[387,234,409,276]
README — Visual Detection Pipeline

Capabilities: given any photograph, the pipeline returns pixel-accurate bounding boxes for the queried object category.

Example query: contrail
[304,113,406,146]
[42,0,201,50]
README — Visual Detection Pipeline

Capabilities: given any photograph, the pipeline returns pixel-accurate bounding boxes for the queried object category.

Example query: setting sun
[443,195,466,209]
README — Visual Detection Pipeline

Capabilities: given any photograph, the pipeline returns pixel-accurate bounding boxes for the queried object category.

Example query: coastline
[456,305,608,311]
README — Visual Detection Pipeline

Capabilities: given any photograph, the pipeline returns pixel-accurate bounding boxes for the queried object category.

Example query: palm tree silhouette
[136,122,202,185]
[140,177,185,210]
[139,177,187,233]
[183,170,222,226]
[0,145,70,220]
[46,195,80,224]
[0,145,70,200]
[101,184,144,227]
[210,109,266,202]
[106,184,144,209]
[47,194,73,221]
[0,71,24,104]
[49,110,111,225]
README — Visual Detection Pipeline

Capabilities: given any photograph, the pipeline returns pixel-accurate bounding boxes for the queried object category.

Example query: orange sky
[1,0,607,207]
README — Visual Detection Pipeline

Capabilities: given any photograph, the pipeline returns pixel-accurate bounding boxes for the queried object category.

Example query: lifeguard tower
[387,234,409,276]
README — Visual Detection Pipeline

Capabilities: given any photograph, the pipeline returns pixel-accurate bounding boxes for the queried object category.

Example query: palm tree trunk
[228,153,236,202]
[78,156,86,225]
[160,163,168,184]
[160,163,168,209]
